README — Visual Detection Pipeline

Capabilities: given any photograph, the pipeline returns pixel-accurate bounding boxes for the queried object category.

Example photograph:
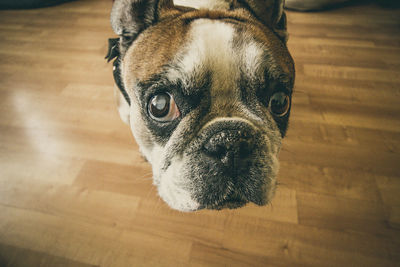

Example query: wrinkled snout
[203,128,255,170]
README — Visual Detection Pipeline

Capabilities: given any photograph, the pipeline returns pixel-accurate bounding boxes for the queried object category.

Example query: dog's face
[110,0,295,211]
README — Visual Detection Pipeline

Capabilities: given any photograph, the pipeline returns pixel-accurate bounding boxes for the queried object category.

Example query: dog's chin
[154,155,279,212]
[156,172,276,212]
[201,193,249,210]
[158,186,274,212]
[199,185,276,210]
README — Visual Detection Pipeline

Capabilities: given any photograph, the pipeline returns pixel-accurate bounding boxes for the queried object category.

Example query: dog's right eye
[269,92,290,117]
[148,93,180,122]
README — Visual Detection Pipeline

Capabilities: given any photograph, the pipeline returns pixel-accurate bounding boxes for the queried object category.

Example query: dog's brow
[140,67,212,97]
[258,62,293,93]
[180,69,212,96]
[137,73,174,90]
[136,71,203,100]
[269,74,293,93]
[265,61,294,91]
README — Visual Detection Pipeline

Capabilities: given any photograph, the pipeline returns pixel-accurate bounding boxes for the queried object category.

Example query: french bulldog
[106,0,295,211]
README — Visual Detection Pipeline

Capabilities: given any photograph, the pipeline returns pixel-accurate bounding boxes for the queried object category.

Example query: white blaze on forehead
[242,41,265,79]
[168,19,265,95]
[182,19,237,89]
[173,0,230,10]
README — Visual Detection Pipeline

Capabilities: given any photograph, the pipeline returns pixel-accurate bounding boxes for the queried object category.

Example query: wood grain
[0,0,399,266]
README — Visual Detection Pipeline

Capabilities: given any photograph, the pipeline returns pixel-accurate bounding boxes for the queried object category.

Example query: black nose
[203,129,254,167]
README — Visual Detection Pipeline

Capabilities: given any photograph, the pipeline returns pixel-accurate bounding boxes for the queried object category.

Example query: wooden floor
[0,0,399,266]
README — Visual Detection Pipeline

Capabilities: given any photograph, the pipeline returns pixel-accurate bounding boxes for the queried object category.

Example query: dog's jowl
[107,0,295,211]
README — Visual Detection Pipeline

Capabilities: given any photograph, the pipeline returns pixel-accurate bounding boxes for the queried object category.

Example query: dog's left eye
[148,93,180,122]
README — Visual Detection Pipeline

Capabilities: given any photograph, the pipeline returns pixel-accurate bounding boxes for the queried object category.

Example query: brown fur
[123,7,293,90]
[122,16,189,87]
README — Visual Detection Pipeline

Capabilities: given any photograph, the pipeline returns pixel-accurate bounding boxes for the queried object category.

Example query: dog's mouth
[199,191,249,210]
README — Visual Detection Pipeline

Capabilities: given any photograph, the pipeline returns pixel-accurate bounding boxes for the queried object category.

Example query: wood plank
[0,205,192,267]
[222,217,399,267]
[0,0,399,266]
[0,243,97,267]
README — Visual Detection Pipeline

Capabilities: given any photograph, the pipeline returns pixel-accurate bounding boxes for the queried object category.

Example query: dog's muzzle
[189,120,271,209]
[203,128,255,171]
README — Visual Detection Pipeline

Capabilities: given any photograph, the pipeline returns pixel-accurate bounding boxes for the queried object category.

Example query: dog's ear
[110,0,176,47]
[233,0,288,42]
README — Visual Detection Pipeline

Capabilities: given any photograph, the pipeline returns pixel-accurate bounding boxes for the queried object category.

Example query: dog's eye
[269,92,290,117]
[148,93,180,122]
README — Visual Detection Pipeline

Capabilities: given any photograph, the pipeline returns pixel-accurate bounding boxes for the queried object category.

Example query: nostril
[203,142,227,159]
[203,130,255,166]
[203,142,233,167]
[238,141,252,158]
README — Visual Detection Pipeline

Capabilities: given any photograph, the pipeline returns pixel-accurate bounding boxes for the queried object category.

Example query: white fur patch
[147,139,200,212]
[158,158,200,211]
[168,19,238,93]
[241,41,264,79]
[173,0,230,10]
[148,144,165,185]
[183,19,236,77]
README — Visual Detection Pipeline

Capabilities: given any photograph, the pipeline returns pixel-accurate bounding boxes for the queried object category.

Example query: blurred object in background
[0,0,75,10]
[285,0,352,11]
[285,0,400,11]
[377,0,400,7]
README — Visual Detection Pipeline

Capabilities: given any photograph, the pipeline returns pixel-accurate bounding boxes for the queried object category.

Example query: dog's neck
[173,0,230,10]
